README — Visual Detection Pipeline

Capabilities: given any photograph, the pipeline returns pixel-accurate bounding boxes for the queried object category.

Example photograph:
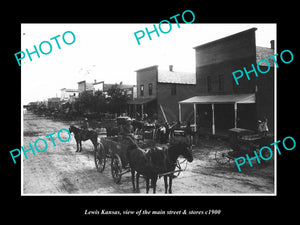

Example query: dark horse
[161,141,193,193]
[124,136,193,194]
[69,125,98,152]
[122,136,166,193]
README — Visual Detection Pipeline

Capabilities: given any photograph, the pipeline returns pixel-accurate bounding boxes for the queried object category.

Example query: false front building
[129,65,196,122]
[179,27,274,134]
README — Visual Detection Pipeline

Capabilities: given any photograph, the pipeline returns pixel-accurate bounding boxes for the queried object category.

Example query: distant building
[60,88,78,102]
[77,80,94,95]
[129,65,196,122]
[47,97,61,109]
[93,80,134,99]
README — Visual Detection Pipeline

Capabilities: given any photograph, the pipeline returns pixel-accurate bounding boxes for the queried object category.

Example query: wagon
[94,135,130,183]
[93,128,109,173]
[94,132,156,183]
[214,128,273,166]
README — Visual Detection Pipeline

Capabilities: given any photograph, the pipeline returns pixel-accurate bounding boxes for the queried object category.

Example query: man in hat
[82,117,89,130]
[258,117,269,137]
[120,119,134,136]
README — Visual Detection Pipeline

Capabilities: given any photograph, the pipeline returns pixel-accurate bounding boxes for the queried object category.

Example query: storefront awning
[127,98,156,105]
[179,93,255,104]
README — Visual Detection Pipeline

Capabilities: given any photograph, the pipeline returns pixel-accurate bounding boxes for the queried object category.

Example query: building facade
[77,80,94,95]
[130,65,196,122]
[93,81,134,100]
[180,27,274,133]
[60,88,78,102]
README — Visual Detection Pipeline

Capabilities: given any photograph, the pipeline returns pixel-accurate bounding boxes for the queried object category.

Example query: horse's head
[175,141,193,162]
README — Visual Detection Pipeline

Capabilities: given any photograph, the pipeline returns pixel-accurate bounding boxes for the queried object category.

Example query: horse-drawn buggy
[94,135,132,183]
[214,128,273,166]
[94,116,155,184]
[69,116,194,193]
[94,119,193,193]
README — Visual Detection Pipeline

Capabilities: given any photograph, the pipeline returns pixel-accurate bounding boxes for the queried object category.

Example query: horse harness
[146,146,179,178]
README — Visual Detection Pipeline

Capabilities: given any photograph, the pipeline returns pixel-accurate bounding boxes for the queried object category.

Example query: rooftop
[157,69,196,85]
[193,28,257,50]
[136,65,196,85]
[61,88,78,92]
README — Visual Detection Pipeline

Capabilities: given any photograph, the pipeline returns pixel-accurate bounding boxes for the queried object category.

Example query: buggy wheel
[94,142,106,172]
[111,153,122,184]
[215,150,230,165]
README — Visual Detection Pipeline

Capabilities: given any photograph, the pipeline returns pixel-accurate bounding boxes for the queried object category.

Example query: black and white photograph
[4,5,299,220]
[21,23,276,195]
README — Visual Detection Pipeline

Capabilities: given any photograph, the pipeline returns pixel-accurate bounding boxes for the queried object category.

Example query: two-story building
[129,65,196,122]
[179,28,274,134]
[77,80,94,95]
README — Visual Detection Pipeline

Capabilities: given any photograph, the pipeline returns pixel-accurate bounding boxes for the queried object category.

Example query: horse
[69,125,98,152]
[161,141,193,194]
[122,136,167,193]
[124,136,193,194]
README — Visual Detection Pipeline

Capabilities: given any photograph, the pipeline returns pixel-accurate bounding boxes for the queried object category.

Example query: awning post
[178,103,182,122]
[212,103,215,135]
[234,103,237,128]
[193,103,197,132]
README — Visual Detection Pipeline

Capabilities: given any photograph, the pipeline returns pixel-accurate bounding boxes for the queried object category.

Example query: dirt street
[22,112,274,195]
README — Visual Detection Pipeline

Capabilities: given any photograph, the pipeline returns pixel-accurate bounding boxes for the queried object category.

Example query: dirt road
[22,112,274,195]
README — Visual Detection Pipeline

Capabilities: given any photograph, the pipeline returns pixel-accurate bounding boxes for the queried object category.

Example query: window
[148,83,153,96]
[218,74,224,92]
[207,76,212,92]
[140,85,144,96]
[171,84,177,95]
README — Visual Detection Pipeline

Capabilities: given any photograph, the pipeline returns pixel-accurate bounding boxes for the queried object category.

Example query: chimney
[94,79,97,84]
[270,40,274,50]
[169,65,173,72]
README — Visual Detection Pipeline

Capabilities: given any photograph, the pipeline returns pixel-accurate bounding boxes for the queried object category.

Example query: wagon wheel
[94,142,106,172]
[215,150,231,165]
[111,153,123,184]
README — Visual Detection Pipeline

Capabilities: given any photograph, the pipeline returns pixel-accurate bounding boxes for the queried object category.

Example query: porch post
[234,102,237,128]
[141,104,144,120]
[212,103,215,135]
[193,103,197,132]
[178,103,182,122]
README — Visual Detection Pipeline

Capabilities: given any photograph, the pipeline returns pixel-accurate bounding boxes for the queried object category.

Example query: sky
[21,23,276,105]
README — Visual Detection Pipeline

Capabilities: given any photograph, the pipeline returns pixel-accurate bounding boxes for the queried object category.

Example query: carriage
[94,125,189,184]
[94,135,132,183]
[214,128,273,166]
[94,134,162,184]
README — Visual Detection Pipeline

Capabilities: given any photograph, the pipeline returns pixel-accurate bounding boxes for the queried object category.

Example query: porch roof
[179,93,255,104]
